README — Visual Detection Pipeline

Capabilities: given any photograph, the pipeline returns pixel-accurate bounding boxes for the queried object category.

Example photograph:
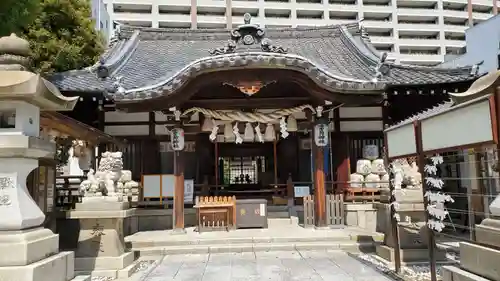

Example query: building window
[223,156,266,185]
[498,54,500,70]
[100,21,104,29]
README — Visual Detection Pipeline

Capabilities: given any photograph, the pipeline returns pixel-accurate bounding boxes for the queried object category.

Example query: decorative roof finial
[208,12,288,55]
[243,13,252,24]
[0,33,31,70]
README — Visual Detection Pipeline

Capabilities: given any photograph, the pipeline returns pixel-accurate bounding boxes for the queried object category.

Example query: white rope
[182,104,315,123]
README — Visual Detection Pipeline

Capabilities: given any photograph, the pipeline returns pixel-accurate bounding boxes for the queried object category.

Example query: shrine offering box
[235,199,268,229]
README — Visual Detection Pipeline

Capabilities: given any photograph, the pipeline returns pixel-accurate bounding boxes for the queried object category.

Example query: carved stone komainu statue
[79,151,139,202]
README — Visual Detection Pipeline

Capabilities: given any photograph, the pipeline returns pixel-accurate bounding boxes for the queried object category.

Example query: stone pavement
[141,250,396,281]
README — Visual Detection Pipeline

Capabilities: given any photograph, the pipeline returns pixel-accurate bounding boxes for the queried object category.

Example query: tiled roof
[48,15,480,102]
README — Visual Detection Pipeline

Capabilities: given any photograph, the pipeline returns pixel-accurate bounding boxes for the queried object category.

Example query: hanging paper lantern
[287,115,298,132]
[264,123,276,142]
[243,122,254,142]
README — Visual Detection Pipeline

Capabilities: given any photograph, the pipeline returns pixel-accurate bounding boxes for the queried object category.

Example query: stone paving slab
[140,250,397,281]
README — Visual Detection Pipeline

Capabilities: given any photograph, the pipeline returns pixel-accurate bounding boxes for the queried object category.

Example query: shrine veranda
[48,14,480,228]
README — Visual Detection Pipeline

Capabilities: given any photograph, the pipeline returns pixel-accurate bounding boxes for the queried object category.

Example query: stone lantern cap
[0,33,78,111]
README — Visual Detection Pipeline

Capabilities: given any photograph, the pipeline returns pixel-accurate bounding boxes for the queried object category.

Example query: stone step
[127,233,368,249]
[267,218,297,227]
[133,241,377,256]
[442,265,491,281]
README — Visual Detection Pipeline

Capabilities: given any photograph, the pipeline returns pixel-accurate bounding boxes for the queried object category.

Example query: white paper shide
[424,154,454,232]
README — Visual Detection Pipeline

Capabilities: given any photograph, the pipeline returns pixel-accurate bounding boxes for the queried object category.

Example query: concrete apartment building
[102,0,499,65]
[441,14,500,73]
[91,0,112,43]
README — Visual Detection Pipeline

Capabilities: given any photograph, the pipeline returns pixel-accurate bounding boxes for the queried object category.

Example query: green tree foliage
[0,0,40,36]
[22,0,105,74]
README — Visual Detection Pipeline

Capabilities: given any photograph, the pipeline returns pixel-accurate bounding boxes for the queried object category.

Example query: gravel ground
[356,253,460,281]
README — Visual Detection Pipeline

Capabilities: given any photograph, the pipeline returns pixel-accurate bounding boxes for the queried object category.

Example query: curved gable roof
[48,16,480,102]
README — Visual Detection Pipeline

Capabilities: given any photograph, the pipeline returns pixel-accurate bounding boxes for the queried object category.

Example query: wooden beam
[185,97,311,109]
[115,69,384,112]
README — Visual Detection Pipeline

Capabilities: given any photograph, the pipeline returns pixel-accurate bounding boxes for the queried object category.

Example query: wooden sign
[294,185,310,197]
[314,123,329,147]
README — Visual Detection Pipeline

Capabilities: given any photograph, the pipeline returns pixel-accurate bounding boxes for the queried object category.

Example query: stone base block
[460,242,500,281]
[442,265,491,281]
[0,227,59,266]
[475,219,500,248]
[75,252,135,279]
[0,251,75,281]
[376,244,447,263]
[75,200,129,211]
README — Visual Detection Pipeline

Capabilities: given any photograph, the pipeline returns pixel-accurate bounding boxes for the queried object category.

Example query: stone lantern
[0,34,81,281]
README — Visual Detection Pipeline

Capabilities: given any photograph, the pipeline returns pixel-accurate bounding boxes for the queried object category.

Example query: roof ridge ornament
[209,13,288,56]
[371,52,390,82]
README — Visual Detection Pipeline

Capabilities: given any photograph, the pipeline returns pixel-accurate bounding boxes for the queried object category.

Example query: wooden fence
[303,194,345,227]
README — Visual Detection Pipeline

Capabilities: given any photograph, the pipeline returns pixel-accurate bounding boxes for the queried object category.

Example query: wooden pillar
[313,119,327,227]
[173,150,185,231]
[415,121,437,281]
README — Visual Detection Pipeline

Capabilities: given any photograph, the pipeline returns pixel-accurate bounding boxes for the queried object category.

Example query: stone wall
[344,204,378,232]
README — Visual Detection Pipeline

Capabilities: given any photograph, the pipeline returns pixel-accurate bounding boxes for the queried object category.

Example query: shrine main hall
[49,14,480,227]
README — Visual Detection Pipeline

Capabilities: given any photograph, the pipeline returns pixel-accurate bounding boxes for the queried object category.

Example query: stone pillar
[0,34,82,281]
[375,189,447,263]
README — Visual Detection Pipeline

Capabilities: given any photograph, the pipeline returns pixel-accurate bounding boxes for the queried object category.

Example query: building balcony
[397,38,442,47]
[295,2,326,11]
[362,20,395,29]
[327,4,359,13]
[370,36,395,45]
[444,39,466,48]
[397,23,441,32]
[114,11,156,21]
[397,8,440,16]
[157,13,192,24]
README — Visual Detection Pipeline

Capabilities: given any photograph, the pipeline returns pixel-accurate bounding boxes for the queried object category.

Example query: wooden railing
[303,194,345,227]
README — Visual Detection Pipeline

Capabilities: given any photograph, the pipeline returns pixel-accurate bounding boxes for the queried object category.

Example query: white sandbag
[371,159,387,175]
[380,174,390,188]
[356,159,372,175]
[350,173,364,188]
[364,173,380,188]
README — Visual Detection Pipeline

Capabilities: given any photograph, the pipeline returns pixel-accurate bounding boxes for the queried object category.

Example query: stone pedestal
[375,189,446,263]
[443,218,500,281]
[63,201,138,279]
[0,139,86,281]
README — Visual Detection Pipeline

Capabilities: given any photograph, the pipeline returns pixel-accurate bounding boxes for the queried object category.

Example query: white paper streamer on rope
[389,160,404,222]
[183,105,315,123]
[279,117,289,139]
[209,124,219,141]
[255,123,264,143]
[424,154,454,232]
[233,122,243,144]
